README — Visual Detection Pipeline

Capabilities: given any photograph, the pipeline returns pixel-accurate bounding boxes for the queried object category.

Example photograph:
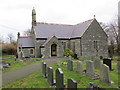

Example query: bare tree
[23,29,31,36]
[7,33,14,43]
[0,34,4,44]
[100,20,120,57]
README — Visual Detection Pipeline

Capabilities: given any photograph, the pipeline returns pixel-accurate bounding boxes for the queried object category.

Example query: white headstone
[100,64,110,83]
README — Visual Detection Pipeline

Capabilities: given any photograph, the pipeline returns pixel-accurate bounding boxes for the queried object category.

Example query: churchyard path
[0,57,63,86]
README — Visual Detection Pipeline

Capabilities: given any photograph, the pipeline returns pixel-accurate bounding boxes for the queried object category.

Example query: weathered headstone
[93,57,101,69]
[47,67,56,86]
[86,61,94,78]
[76,61,83,74]
[67,60,73,71]
[56,68,64,88]
[117,61,120,74]
[103,58,112,71]
[67,78,77,89]
[100,64,110,83]
[42,62,47,78]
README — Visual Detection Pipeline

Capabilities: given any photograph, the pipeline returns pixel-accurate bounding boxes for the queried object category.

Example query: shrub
[64,48,73,57]
[1,43,16,55]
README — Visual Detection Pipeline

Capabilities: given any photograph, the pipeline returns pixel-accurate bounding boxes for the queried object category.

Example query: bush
[1,43,16,55]
[64,48,73,57]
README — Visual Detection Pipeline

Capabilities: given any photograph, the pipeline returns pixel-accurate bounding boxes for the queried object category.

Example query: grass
[2,58,119,89]
[3,70,51,88]
[1,55,44,73]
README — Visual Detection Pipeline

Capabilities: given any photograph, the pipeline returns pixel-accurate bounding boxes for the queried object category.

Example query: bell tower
[32,7,36,26]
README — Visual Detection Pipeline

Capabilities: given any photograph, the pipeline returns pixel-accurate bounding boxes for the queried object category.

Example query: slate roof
[34,19,94,39]
[18,36,34,47]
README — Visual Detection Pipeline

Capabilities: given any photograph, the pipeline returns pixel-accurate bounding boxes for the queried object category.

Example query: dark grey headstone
[103,58,112,71]
[67,78,77,89]
[47,67,55,86]
[56,68,64,88]
[42,62,47,78]
[117,61,120,74]
[67,60,73,71]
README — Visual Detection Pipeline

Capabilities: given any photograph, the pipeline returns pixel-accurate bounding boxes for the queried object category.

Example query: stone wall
[70,39,81,58]
[81,19,108,59]
[41,36,64,58]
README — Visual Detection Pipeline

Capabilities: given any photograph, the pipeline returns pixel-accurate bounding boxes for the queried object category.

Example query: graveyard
[2,57,119,89]
[0,55,44,73]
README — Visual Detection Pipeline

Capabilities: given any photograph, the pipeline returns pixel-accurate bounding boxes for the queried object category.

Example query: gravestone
[42,62,47,78]
[67,60,73,71]
[56,68,64,88]
[67,78,77,89]
[117,61,120,74]
[100,64,110,83]
[76,61,83,74]
[69,56,72,60]
[86,61,94,78]
[93,57,101,69]
[47,67,56,86]
[103,58,112,71]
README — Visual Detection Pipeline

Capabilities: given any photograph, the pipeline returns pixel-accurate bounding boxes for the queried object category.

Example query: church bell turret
[32,7,36,26]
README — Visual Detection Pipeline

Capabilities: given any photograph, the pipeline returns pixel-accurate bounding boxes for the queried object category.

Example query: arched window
[30,49,34,54]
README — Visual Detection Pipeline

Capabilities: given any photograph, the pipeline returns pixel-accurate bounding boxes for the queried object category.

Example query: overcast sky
[0,0,120,42]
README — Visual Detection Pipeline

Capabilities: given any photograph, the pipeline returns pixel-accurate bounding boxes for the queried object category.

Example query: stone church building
[17,8,108,59]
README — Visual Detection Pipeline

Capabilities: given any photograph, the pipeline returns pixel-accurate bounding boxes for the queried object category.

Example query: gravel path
[1,57,63,87]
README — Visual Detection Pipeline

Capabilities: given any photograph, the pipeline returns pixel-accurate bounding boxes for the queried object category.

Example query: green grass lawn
[2,58,119,89]
[1,55,44,73]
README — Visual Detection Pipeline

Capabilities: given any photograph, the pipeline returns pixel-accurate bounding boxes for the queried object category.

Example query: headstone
[103,58,112,71]
[93,57,101,69]
[100,64,110,83]
[69,56,72,60]
[86,61,94,78]
[76,61,83,74]
[117,61,120,74]
[47,67,56,86]
[56,68,64,88]
[67,60,73,71]
[67,78,77,89]
[42,62,47,78]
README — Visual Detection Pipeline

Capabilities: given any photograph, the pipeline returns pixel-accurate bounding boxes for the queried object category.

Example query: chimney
[17,32,20,38]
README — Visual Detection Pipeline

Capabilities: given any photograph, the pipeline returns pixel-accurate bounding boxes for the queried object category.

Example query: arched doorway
[51,44,57,56]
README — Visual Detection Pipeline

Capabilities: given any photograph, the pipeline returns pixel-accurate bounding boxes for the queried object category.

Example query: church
[17,8,108,59]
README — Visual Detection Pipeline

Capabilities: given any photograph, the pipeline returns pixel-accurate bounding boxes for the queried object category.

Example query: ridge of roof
[36,18,94,26]
[76,18,94,25]
[19,36,32,38]
[36,22,74,26]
